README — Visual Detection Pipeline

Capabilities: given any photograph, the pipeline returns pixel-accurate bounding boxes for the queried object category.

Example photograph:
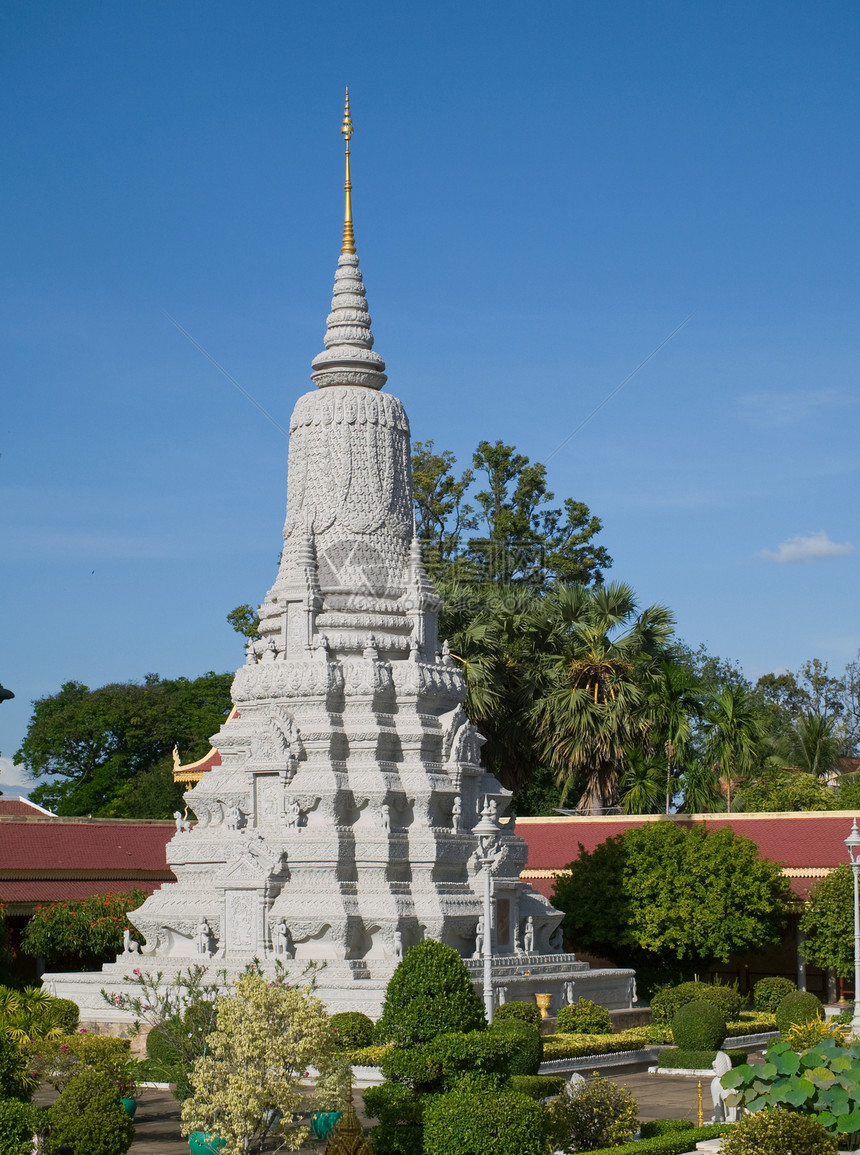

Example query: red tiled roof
[0,879,166,904]
[516,812,859,902]
[0,798,55,817]
[0,819,175,874]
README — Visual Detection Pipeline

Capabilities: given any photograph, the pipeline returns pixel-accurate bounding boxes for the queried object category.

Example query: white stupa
[47,94,633,1021]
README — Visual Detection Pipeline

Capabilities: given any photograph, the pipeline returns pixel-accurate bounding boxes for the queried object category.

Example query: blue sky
[2,1,858,783]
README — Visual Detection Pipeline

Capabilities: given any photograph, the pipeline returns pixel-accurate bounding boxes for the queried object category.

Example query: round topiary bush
[774,990,824,1035]
[555,998,612,1035]
[651,980,741,1024]
[330,1010,374,1050]
[720,1105,837,1155]
[752,976,796,1014]
[493,1000,542,1027]
[374,939,486,1045]
[488,1019,543,1075]
[45,997,80,1034]
[49,1067,135,1155]
[423,1087,547,1155]
[671,999,727,1051]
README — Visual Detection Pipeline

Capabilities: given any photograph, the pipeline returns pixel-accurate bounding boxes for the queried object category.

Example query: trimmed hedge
[752,976,796,1014]
[584,1124,728,1155]
[555,998,612,1035]
[509,1074,566,1099]
[671,1000,727,1050]
[424,1088,547,1155]
[774,990,824,1034]
[651,980,741,1024]
[49,1067,135,1155]
[493,1000,542,1026]
[657,1047,747,1070]
[488,1019,542,1076]
[639,1119,695,1138]
[347,1042,393,1066]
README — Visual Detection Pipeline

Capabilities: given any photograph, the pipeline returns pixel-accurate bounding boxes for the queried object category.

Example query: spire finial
[341,88,355,255]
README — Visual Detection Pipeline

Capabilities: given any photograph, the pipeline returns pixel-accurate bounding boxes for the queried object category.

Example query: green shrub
[374,940,485,1046]
[346,1042,391,1066]
[725,1012,777,1036]
[0,1032,32,1100]
[671,1000,726,1051]
[586,1125,728,1155]
[493,1000,542,1026]
[423,1088,547,1155]
[30,1032,135,1096]
[556,998,612,1035]
[657,1047,746,1070]
[46,997,80,1034]
[0,1100,48,1155]
[774,989,824,1034]
[330,1010,374,1050]
[639,1119,695,1138]
[488,1018,542,1075]
[752,975,796,1014]
[547,1073,638,1152]
[49,1067,135,1155]
[651,980,741,1024]
[426,1030,512,1091]
[509,1074,565,1099]
[720,1105,837,1155]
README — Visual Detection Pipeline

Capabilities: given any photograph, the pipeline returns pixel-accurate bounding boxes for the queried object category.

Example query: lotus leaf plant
[722,1037,860,1141]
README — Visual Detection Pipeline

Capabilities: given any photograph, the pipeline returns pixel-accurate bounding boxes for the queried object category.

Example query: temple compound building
[47,96,632,1021]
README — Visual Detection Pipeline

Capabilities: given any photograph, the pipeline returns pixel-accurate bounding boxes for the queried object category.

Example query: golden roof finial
[341,88,355,254]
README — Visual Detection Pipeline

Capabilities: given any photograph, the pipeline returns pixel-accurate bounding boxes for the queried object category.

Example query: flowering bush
[546,1073,638,1152]
[29,1032,136,1097]
[180,973,338,1155]
[21,889,146,968]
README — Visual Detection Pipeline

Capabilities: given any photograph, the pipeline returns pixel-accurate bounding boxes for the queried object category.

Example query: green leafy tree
[800,864,855,978]
[741,769,837,812]
[225,604,261,641]
[678,759,724,813]
[552,822,789,988]
[15,672,232,817]
[180,973,338,1155]
[411,440,475,578]
[780,713,847,779]
[21,889,146,969]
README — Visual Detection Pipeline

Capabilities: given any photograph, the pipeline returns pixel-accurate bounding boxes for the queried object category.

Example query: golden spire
[341,88,355,254]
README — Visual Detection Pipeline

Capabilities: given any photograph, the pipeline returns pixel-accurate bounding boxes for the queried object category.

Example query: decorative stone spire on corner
[310,89,387,392]
[401,530,442,658]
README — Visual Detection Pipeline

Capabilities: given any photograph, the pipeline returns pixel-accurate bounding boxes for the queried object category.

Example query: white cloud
[0,755,33,794]
[759,531,855,564]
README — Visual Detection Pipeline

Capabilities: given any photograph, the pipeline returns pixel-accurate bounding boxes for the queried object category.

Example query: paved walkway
[84,1065,731,1153]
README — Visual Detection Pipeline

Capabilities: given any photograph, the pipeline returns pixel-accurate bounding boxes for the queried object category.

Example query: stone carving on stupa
[45,93,633,1020]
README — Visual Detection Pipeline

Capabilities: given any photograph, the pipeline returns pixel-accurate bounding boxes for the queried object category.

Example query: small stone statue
[488,798,498,822]
[197,918,212,956]
[314,632,330,660]
[363,634,379,661]
[393,929,403,960]
[408,635,420,662]
[225,803,241,831]
[523,915,535,954]
[710,1051,737,1122]
[380,803,391,834]
[273,918,293,957]
[173,810,191,833]
[496,986,508,1007]
[563,980,576,1005]
[473,914,485,959]
[627,976,637,1007]
[245,638,257,665]
[451,796,462,833]
[286,797,301,829]
[122,928,140,954]
[441,639,453,666]
[513,923,524,955]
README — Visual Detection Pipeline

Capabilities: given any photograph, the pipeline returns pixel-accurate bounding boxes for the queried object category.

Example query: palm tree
[643,660,703,813]
[678,759,724,813]
[702,685,767,811]
[780,712,847,781]
[619,748,665,814]
[532,582,676,812]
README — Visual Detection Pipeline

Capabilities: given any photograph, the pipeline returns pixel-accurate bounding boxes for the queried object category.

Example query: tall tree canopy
[15,671,232,817]
[552,821,790,989]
